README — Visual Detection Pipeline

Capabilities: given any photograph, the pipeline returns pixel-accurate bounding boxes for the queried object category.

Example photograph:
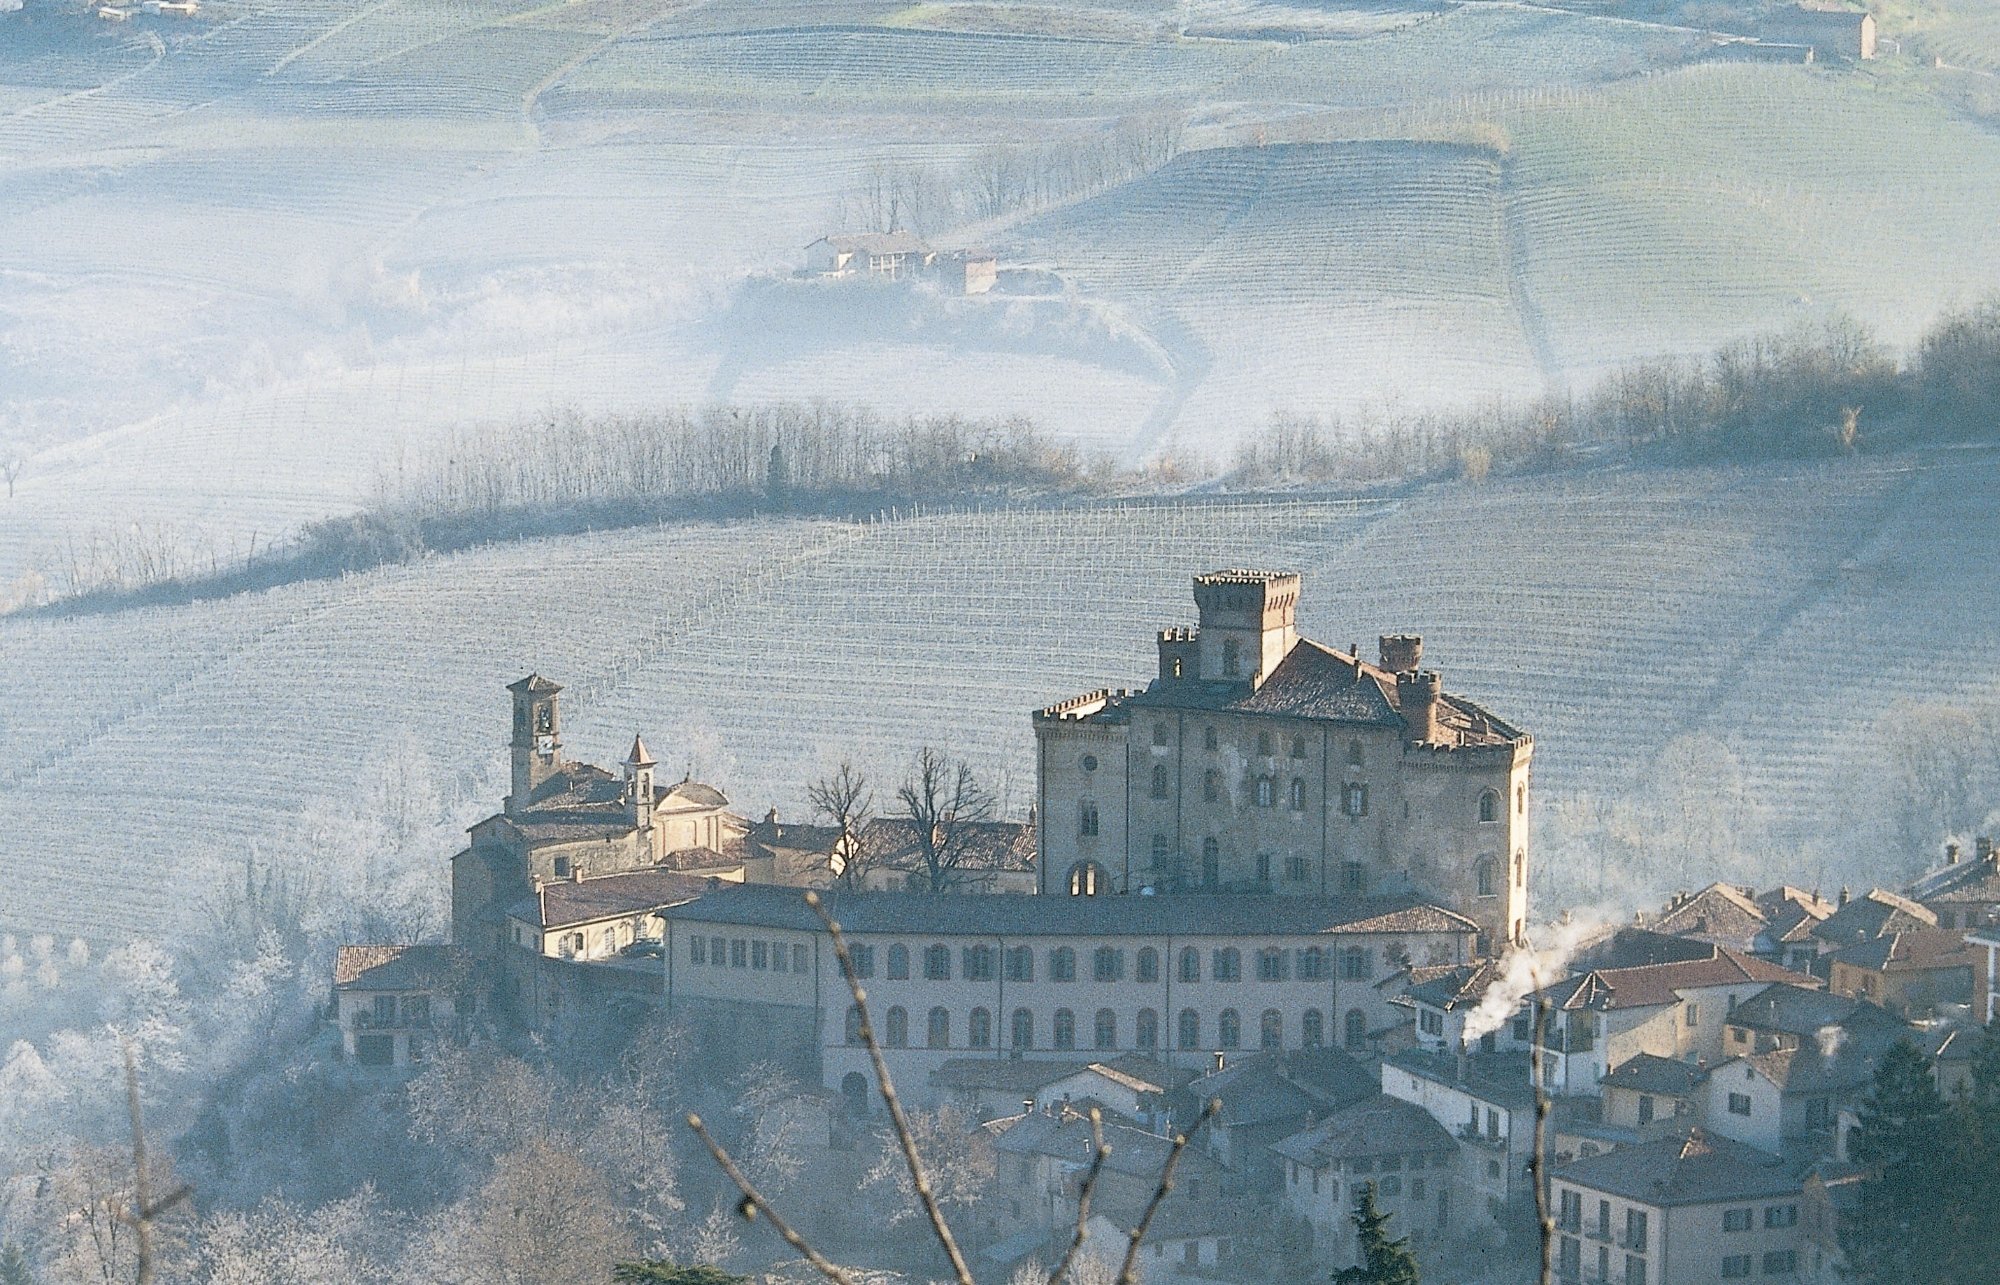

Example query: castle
[1035,570,1533,952]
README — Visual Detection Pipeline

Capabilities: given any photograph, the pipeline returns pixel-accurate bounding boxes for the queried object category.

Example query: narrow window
[1178,1008,1201,1049]
[1093,946,1123,982]
[1179,947,1201,983]
[1203,769,1219,802]
[1341,947,1369,980]
[1151,764,1170,799]
[1256,777,1274,807]
[1010,1008,1033,1049]
[1079,801,1099,838]
[1344,1009,1367,1048]
[1204,725,1218,750]
[1050,947,1076,982]
[1151,834,1171,867]
[1344,783,1368,817]
[1302,1009,1324,1047]
[887,944,909,979]
[1006,946,1034,982]
[1289,778,1306,811]
[1137,1008,1159,1049]
[969,1007,992,1048]
[1290,735,1306,759]
[1137,947,1159,983]
[1256,851,1272,883]
[1299,947,1325,980]
[1285,855,1309,883]
[1342,861,1365,893]
[924,944,951,980]
[1153,722,1170,747]
[845,1004,864,1045]
[885,1006,908,1047]
[1477,859,1495,897]
[1053,1008,1076,1049]
[1223,639,1240,677]
[1218,1009,1241,1048]
[1257,947,1287,981]
[1213,948,1241,981]
[1260,1009,1283,1048]
[1201,837,1220,886]
[1094,1008,1117,1049]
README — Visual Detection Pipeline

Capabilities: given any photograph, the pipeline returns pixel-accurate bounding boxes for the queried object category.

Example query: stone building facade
[1035,570,1534,951]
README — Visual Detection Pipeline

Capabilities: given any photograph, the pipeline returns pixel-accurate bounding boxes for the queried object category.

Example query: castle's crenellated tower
[1191,569,1299,686]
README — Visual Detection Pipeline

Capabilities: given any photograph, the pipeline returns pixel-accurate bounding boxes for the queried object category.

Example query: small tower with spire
[624,734,657,834]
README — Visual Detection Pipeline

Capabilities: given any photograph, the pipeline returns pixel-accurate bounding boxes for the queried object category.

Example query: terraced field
[7,450,1997,941]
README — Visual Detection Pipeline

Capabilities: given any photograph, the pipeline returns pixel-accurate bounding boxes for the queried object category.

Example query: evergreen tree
[0,1243,31,1285]
[1840,1039,1955,1282]
[1332,1181,1421,1285]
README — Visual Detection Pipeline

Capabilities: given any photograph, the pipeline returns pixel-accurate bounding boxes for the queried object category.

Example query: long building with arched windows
[1034,570,1534,954]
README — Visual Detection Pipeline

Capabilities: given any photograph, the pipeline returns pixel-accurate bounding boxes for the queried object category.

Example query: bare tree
[2,456,21,500]
[806,762,874,890]
[467,1140,631,1285]
[893,747,997,893]
[860,1104,994,1226]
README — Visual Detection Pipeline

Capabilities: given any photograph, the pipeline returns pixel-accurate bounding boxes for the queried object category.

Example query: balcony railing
[1456,1123,1506,1150]
[351,1011,435,1032]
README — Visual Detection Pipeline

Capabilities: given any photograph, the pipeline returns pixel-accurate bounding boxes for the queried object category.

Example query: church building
[1034,570,1533,952]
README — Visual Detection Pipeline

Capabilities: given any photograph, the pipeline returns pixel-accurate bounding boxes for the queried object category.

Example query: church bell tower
[506,674,563,816]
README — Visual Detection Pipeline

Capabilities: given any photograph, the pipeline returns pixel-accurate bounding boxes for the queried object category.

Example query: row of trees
[805,747,1001,893]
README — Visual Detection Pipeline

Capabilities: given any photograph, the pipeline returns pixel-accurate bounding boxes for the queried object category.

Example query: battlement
[1034,689,1135,722]
[1158,626,1197,642]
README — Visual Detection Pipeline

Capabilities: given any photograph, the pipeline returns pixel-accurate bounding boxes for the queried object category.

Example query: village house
[1551,1128,1806,1285]
[1648,884,1833,968]
[1827,928,1976,1017]
[1272,1093,1460,1265]
[1595,1053,1706,1141]
[1968,924,2000,1024]
[804,231,935,281]
[661,882,1477,1107]
[331,945,471,1072]
[1903,837,2000,931]
[1695,1042,1878,1159]
[985,1105,1228,1254]
[1399,958,1504,1053]
[927,1053,1189,1131]
[1760,4,1878,60]
[1035,570,1534,954]
[1718,983,1911,1059]
[1380,1047,1538,1222]
[499,866,708,1033]
[1181,1046,1376,1188]
[1807,887,1935,959]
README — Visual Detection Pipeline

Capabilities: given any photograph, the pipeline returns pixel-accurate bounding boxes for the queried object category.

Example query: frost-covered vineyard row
[7,453,1999,942]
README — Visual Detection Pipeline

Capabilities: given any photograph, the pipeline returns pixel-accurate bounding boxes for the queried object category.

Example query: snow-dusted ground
[5,450,1998,942]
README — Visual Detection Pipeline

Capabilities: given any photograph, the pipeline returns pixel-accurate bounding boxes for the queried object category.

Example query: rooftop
[1725,983,1911,1042]
[1813,889,1937,946]
[1600,1053,1708,1097]
[1552,1128,1803,1207]
[1385,1047,1538,1109]
[333,944,467,990]
[1269,1093,1457,1167]
[1831,928,1977,973]
[509,868,710,930]
[666,883,1477,939]
[815,230,931,256]
[1537,943,1811,1013]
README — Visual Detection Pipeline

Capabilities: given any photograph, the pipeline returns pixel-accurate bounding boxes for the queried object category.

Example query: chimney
[1838,886,1850,906]
[1212,1050,1226,1073]
[1023,1098,1035,1118]
[766,806,779,825]
[1979,837,1995,865]
[1378,634,1423,673]
[571,864,584,883]
[1397,671,1443,744]
[1947,841,1961,866]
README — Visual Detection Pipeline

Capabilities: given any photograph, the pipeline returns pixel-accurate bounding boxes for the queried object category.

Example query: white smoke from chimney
[1815,1024,1845,1059]
[1460,912,1618,1047]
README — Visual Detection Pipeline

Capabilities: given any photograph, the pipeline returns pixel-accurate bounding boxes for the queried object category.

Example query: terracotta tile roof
[1269,1093,1457,1167]
[1813,890,1937,946]
[1725,984,1910,1043]
[1404,959,1502,1012]
[861,816,1036,874]
[1600,1053,1708,1096]
[509,868,710,931]
[658,846,741,872]
[994,1110,1224,1181]
[669,884,1478,938]
[1538,947,1812,1013]
[1553,1128,1803,1206]
[1903,854,2000,906]
[333,944,467,990]
[1385,1048,1538,1109]
[1831,929,1977,973]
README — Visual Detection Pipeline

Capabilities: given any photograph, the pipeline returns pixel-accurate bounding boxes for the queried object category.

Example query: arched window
[1348,739,1365,767]
[845,1004,865,1045]
[1342,860,1366,893]
[1223,639,1241,677]
[964,944,995,981]
[1477,858,1496,898]
[885,1006,908,1048]
[887,944,910,979]
[1010,1008,1033,1049]
[1257,947,1287,981]
[1219,1009,1241,1049]
[1213,948,1241,982]
[1302,1009,1324,1048]
[1178,1008,1201,1050]
[1068,861,1107,897]
[1137,947,1160,983]
[1202,838,1220,886]
[1289,778,1306,811]
[1256,776,1275,807]
[1151,834,1171,869]
[1203,769,1219,802]
[1299,947,1326,980]
[1006,946,1034,982]
[1179,947,1201,983]
[928,1006,950,1048]
[1153,722,1170,746]
[1261,1009,1283,1048]
[1053,1008,1076,1050]
[1517,784,1526,814]
[1344,1009,1367,1048]
[1204,725,1218,750]
[969,1007,992,1048]
[1343,783,1368,816]
[1151,764,1170,799]
[924,944,952,980]
[1094,1008,1117,1049]
[1050,947,1076,982]
[1479,790,1500,823]
[1514,849,1526,888]
[1257,731,1273,757]
[1079,801,1099,838]
[1137,1008,1160,1049]
[1093,946,1123,981]
[1340,947,1369,980]
[1291,735,1307,759]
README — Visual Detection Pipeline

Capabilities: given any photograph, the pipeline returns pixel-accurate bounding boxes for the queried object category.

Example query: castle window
[924,945,951,980]
[928,1006,950,1049]
[1299,947,1327,980]
[1302,1010,1324,1048]
[1517,785,1525,814]
[846,1004,865,1045]
[963,945,995,981]
[1257,731,1273,757]
[1289,778,1306,811]
[1151,835,1171,869]
[1137,947,1160,983]
[847,944,875,979]
[1151,764,1171,799]
[1213,948,1242,982]
[1011,1008,1033,1049]
[1153,722,1170,747]
[1081,754,1098,773]
[882,1007,907,1048]
[1053,1008,1076,1050]
[1006,946,1034,982]
[1256,851,1272,883]
[1344,783,1369,817]
[1515,850,1526,888]
[1051,947,1077,982]
[1178,1008,1201,1049]
[970,1007,992,1048]
[1348,739,1364,767]
[1479,790,1501,823]
[1345,1009,1367,1048]
[1291,736,1307,759]
[1095,1008,1117,1049]
[1204,770,1220,802]
[1204,725,1218,750]
[1340,947,1369,980]
[1079,801,1099,837]
[1202,838,1220,886]
[1285,855,1310,883]
[1068,861,1107,897]
[1223,639,1241,677]
[1093,946,1124,982]
[1342,861,1365,892]
[1261,1009,1284,1048]
[1255,777,1275,807]
[887,944,910,979]
[1257,948,1288,981]
[553,856,570,879]
[1137,1008,1160,1049]
[1219,1009,1241,1048]
[1477,859,1496,898]
[1179,947,1201,983]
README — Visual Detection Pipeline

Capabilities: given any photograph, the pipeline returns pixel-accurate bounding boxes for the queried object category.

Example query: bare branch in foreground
[686,1111,855,1285]
[1115,1098,1219,1285]
[118,1039,191,1285]
[1045,1107,1108,1285]
[808,891,977,1285]
[1529,962,1555,1285]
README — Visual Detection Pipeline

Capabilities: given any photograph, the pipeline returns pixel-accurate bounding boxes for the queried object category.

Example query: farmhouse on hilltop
[1035,570,1534,953]
[1762,4,1877,60]
[805,230,935,280]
